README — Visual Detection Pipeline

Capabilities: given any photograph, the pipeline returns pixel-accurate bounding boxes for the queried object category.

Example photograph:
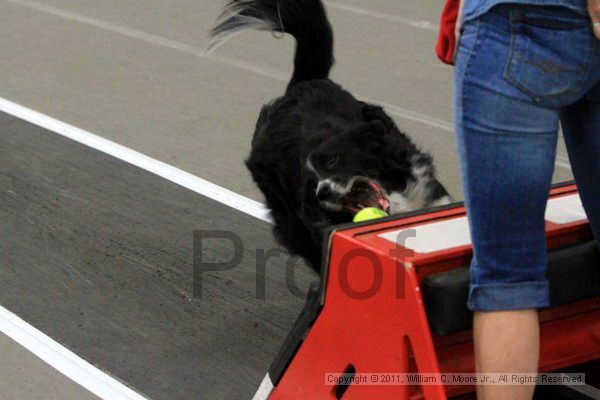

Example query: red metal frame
[270,184,600,399]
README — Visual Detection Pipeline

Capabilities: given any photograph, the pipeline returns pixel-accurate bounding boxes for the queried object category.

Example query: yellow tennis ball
[353,207,389,223]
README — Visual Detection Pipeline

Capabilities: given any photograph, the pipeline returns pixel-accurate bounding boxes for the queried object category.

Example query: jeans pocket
[503,8,592,104]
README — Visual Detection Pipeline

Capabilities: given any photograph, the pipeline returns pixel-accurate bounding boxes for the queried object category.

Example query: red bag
[435,0,462,65]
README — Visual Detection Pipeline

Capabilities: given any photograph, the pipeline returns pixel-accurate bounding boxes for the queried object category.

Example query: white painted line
[545,194,587,224]
[252,374,274,400]
[0,97,273,223]
[0,305,148,400]
[379,216,472,253]
[371,99,454,132]
[326,1,438,31]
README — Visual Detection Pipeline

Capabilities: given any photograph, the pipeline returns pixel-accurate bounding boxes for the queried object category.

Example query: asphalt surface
[0,113,316,399]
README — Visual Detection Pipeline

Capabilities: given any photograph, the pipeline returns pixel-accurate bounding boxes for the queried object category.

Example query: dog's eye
[368,169,378,176]
[326,155,339,169]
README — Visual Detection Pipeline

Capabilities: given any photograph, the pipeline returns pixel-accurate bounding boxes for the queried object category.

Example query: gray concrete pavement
[0,0,575,203]
[0,333,100,400]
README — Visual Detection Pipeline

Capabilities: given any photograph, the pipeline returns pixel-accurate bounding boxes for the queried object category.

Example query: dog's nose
[316,183,333,201]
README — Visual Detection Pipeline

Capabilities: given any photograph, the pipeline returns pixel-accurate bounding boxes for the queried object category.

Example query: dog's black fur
[209,0,451,272]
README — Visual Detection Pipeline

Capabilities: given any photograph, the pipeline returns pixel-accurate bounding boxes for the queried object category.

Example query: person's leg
[455,5,561,309]
[453,5,583,399]
[561,82,600,241]
[473,310,539,400]
[458,73,556,398]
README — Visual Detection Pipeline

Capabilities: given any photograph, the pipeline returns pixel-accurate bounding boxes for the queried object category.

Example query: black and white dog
[209,0,452,272]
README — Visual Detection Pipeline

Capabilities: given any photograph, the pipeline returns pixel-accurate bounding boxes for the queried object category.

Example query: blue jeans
[455,4,600,311]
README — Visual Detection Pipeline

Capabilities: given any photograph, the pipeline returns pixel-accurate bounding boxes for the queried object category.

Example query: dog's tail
[208,0,334,91]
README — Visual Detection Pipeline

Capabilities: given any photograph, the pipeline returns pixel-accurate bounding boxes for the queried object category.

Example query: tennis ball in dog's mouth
[353,207,389,223]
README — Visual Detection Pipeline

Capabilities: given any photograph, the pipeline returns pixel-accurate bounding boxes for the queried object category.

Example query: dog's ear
[369,120,387,137]
[347,120,388,141]
[361,104,395,134]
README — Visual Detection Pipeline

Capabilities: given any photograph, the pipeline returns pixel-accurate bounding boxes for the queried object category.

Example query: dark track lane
[0,112,317,399]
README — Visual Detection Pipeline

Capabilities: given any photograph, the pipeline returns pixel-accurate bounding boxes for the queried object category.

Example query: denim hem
[467,280,550,311]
